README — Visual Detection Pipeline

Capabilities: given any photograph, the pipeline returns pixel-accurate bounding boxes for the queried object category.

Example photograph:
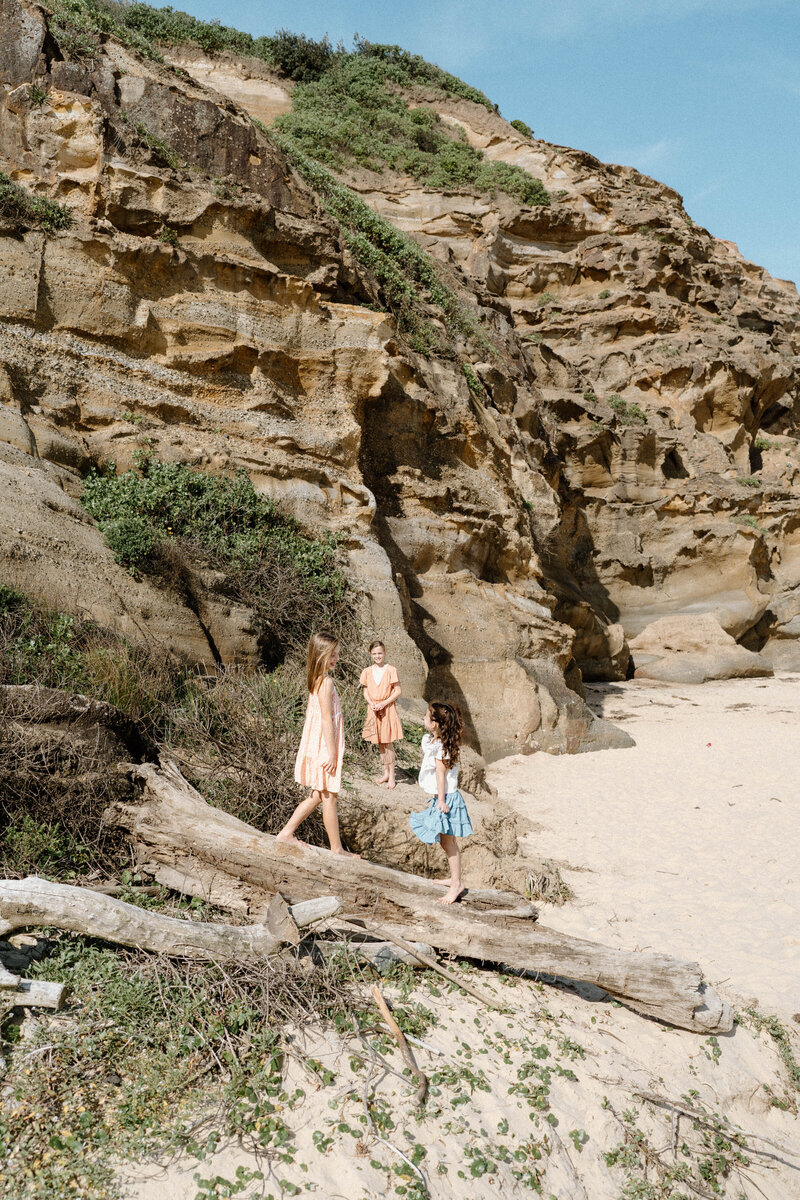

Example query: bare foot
[330,848,361,858]
[438,884,465,905]
[275,831,306,847]
[374,774,390,785]
[385,780,397,790]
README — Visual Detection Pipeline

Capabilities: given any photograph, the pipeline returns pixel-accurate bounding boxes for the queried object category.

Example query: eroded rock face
[629,614,773,684]
[1,3,798,759]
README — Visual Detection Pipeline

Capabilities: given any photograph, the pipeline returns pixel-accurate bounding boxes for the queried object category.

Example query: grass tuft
[0,172,72,234]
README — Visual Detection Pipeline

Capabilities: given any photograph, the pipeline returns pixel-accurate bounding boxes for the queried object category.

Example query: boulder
[630,614,773,683]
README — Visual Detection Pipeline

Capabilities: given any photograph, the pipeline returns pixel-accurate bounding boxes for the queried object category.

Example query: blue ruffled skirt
[409,790,473,844]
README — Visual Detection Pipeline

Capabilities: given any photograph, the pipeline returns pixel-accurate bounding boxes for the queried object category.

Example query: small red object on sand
[707,742,712,747]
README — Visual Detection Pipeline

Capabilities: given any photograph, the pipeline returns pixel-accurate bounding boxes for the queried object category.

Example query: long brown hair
[306,632,339,694]
[429,701,463,765]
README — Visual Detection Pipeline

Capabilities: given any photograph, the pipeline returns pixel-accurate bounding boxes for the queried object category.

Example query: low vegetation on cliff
[45,0,547,210]
[273,43,549,208]
[272,142,490,355]
[81,460,349,654]
[0,171,72,234]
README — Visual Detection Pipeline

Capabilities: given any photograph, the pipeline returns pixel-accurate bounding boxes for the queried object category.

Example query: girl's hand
[323,752,338,774]
[437,798,450,814]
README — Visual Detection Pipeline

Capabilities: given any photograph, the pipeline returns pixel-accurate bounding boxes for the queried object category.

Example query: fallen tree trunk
[106,760,732,1033]
[0,877,339,961]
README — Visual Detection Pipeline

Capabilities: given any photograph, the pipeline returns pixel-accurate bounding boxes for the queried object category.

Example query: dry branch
[371,983,427,1105]
[0,877,339,961]
[338,918,505,1010]
[105,759,733,1033]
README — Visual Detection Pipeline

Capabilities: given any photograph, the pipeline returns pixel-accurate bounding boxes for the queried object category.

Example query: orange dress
[294,681,344,794]
[360,664,403,745]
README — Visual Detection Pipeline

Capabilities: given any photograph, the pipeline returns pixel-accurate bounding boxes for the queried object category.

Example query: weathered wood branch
[0,877,339,961]
[372,983,427,1105]
[106,760,732,1033]
[0,978,66,1009]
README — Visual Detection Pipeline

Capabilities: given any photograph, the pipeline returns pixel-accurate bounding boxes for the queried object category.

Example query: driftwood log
[0,959,66,1009]
[104,761,733,1034]
[0,877,339,961]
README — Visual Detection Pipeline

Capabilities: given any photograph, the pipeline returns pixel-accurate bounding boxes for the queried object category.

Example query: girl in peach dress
[277,632,358,856]
[360,640,403,789]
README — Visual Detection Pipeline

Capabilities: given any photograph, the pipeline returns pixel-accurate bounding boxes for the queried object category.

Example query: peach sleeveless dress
[360,664,403,744]
[294,681,344,794]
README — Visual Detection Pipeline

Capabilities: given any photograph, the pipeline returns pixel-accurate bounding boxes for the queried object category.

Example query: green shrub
[102,514,160,568]
[735,514,764,531]
[737,476,762,489]
[753,435,773,451]
[598,288,611,299]
[157,223,179,245]
[608,395,648,425]
[82,460,351,651]
[2,814,94,878]
[0,586,84,685]
[510,118,533,138]
[268,28,335,80]
[0,171,72,233]
[353,38,495,109]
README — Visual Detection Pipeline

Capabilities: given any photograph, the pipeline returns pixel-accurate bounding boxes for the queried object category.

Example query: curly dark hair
[428,701,464,766]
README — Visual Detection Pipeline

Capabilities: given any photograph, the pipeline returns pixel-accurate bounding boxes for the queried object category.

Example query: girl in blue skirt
[409,701,473,904]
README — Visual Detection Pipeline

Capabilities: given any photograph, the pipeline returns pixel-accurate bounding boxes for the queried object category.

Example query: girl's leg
[321,790,360,858]
[382,742,396,789]
[438,834,463,904]
[375,742,390,784]
[276,790,323,845]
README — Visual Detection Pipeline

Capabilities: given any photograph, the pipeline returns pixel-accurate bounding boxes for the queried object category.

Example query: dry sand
[123,674,800,1200]
[492,672,800,1020]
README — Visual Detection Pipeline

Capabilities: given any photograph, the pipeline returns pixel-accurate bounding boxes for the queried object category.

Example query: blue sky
[177,0,799,287]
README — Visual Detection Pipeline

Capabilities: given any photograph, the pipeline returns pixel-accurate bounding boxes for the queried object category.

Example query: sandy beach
[492,672,800,1020]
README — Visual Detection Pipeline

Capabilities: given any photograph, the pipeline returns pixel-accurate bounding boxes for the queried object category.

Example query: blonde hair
[306,631,340,694]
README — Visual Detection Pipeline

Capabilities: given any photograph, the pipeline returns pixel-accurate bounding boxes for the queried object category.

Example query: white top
[418,733,458,795]
[371,664,387,686]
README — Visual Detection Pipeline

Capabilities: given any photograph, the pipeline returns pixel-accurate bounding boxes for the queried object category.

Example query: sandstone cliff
[1,1,798,761]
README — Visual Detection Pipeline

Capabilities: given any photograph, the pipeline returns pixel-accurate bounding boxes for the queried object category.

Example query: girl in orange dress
[277,631,358,856]
[360,640,403,789]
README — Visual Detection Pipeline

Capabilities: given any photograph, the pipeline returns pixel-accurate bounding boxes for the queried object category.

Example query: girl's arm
[375,671,401,714]
[362,685,375,711]
[319,678,338,771]
[435,757,449,813]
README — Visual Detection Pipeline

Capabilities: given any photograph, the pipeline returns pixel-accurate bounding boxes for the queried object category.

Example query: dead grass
[525,860,573,906]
